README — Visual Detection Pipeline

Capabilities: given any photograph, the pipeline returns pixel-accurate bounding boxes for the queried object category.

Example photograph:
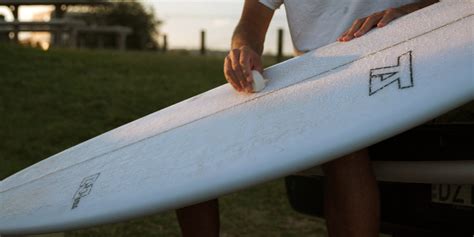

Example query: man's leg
[176,199,220,237]
[322,149,380,237]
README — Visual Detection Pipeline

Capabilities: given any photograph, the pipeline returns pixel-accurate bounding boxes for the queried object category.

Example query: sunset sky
[0,0,294,55]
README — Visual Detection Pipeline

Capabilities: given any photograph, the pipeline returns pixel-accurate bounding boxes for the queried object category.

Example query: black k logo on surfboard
[72,173,100,209]
[369,51,413,96]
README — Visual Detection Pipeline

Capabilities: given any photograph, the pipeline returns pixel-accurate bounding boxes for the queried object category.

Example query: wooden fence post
[162,34,168,52]
[200,30,206,55]
[277,28,284,62]
[9,5,18,43]
[52,4,66,47]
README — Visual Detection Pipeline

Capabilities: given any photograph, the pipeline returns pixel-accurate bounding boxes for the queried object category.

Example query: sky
[148,0,294,55]
[0,5,52,21]
[0,0,294,55]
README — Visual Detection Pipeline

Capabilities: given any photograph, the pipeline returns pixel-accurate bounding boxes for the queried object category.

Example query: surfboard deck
[1,1,473,235]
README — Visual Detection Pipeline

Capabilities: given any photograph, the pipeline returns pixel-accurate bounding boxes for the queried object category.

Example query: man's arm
[224,0,274,93]
[339,0,439,42]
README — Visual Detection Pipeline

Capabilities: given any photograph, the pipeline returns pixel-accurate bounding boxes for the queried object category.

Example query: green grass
[0,44,326,236]
[0,45,226,178]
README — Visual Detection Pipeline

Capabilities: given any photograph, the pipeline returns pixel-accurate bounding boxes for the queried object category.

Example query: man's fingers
[224,57,242,91]
[223,46,263,93]
[377,8,401,27]
[229,50,249,90]
[354,13,383,37]
[339,7,407,43]
[338,30,349,42]
[239,49,253,84]
[342,18,365,41]
[224,62,241,91]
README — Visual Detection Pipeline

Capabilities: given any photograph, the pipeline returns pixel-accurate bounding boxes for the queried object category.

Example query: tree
[69,0,161,50]
[101,1,160,50]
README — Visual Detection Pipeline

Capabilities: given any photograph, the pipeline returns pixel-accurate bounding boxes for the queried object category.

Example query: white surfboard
[1,1,473,235]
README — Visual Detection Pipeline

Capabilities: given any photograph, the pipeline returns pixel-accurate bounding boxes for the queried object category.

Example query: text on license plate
[431,184,474,207]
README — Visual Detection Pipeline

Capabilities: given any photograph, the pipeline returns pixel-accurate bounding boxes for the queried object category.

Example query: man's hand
[338,0,438,42]
[338,8,404,42]
[224,46,263,93]
[224,0,273,93]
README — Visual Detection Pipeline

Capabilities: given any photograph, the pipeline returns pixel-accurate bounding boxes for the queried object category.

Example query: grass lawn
[0,44,327,237]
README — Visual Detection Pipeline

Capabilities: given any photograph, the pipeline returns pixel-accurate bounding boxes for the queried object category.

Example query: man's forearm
[230,0,274,55]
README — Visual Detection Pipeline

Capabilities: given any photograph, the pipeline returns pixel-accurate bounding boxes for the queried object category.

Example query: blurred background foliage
[65,0,161,50]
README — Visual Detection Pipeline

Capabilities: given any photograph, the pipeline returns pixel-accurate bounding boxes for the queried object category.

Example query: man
[177,1,438,236]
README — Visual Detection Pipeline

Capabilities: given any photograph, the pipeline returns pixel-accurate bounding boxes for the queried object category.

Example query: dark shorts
[368,101,474,161]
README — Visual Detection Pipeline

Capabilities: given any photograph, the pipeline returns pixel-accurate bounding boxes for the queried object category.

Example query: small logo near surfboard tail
[369,51,414,96]
[72,173,100,209]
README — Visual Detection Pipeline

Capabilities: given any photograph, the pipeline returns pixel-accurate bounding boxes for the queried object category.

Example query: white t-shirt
[259,0,419,53]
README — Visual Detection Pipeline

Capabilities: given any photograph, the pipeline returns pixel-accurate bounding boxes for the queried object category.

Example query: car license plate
[431,184,474,207]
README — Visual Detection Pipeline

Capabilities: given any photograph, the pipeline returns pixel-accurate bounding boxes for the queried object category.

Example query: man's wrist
[231,43,262,56]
